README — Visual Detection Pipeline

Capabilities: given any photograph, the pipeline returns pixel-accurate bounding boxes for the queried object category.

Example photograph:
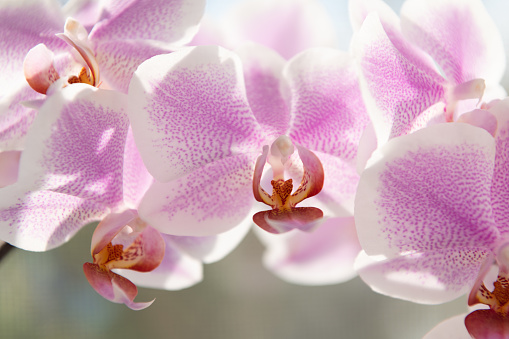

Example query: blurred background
[2,0,508,338]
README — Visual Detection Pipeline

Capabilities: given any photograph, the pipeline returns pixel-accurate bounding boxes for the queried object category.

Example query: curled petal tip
[23,44,60,94]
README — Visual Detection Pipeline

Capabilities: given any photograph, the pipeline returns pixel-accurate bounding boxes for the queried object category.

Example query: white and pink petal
[128,46,263,182]
[285,48,370,160]
[355,247,490,304]
[355,123,500,257]
[257,217,361,285]
[401,0,505,85]
[138,154,256,237]
[88,0,205,46]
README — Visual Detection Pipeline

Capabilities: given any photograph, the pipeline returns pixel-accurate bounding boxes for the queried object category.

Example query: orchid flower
[127,44,368,283]
[190,0,338,60]
[0,0,205,187]
[354,98,509,335]
[83,126,251,309]
[350,0,505,150]
[128,44,368,234]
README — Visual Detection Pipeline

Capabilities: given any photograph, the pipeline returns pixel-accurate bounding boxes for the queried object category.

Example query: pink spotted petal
[353,13,446,144]
[312,151,359,217]
[465,310,509,339]
[88,0,205,46]
[138,154,256,236]
[94,40,174,93]
[401,0,505,85]
[123,127,153,208]
[257,217,361,285]
[0,85,129,251]
[355,247,490,304]
[221,0,337,59]
[355,123,499,258]
[285,48,369,159]
[83,262,153,310]
[236,43,290,138]
[422,314,471,339]
[128,46,263,182]
[0,151,21,187]
[253,207,323,234]
[167,212,252,264]
[488,98,509,236]
[0,85,41,151]
[91,209,138,256]
[23,44,60,94]
[117,234,202,290]
[349,0,439,79]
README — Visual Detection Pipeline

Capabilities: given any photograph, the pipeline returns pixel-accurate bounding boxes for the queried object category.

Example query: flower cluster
[0,0,508,336]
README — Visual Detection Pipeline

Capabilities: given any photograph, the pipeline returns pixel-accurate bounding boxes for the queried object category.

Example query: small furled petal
[23,44,60,94]
[221,0,337,59]
[401,0,505,85]
[353,13,446,144]
[83,262,153,310]
[118,234,203,290]
[355,123,499,257]
[128,46,263,183]
[56,18,99,86]
[91,209,138,256]
[236,43,290,138]
[465,309,509,339]
[139,154,256,236]
[290,145,324,204]
[88,0,205,46]
[253,145,273,206]
[285,48,369,160]
[253,207,323,234]
[422,314,471,339]
[258,217,361,285]
[355,247,490,304]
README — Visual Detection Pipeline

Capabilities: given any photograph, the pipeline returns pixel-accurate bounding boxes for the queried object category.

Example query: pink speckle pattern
[286,49,370,160]
[89,0,205,45]
[34,97,128,206]
[123,128,153,208]
[0,85,41,150]
[129,47,263,182]
[492,108,509,236]
[355,14,445,141]
[139,154,256,236]
[95,40,173,93]
[376,143,498,253]
[239,46,290,138]
[358,247,490,303]
[0,86,129,251]
[400,0,505,85]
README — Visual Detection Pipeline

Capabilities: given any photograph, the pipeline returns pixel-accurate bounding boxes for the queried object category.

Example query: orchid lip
[252,136,324,233]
